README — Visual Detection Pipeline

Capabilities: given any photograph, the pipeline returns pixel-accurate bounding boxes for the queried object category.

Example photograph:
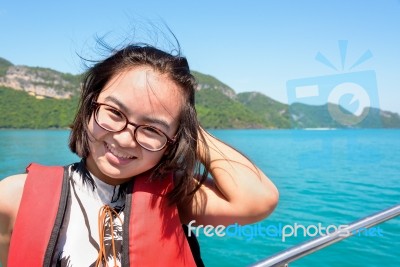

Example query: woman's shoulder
[0,174,27,216]
[0,174,27,265]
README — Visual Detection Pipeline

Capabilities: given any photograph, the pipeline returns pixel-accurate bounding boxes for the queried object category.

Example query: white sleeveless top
[52,164,126,266]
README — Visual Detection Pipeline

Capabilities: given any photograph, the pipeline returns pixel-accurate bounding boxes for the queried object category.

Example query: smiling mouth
[105,143,136,160]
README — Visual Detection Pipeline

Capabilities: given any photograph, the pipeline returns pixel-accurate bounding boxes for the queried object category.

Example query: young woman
[0,45,279,267]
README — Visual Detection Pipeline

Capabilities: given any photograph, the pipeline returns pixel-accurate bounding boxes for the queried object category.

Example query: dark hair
[69,44,209,204]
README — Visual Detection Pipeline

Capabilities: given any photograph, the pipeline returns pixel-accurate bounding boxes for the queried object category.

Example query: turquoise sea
[0,129,399,266]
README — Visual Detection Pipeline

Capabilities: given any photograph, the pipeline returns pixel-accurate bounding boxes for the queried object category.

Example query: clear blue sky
[1,0,400,113]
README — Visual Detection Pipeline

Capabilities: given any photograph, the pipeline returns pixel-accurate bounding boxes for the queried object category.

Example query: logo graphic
[327,82,371,125]
[286,40,381,127]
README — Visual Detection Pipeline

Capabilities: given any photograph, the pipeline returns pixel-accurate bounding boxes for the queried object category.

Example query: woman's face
[86,66,183,185]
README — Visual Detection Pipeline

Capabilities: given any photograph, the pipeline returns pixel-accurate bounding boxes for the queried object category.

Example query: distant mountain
[0,57,13,76]
[236,92,291,128]
[0,85,78,128]
[192,70,236,99]
[0,56,399,129]
[0,59,81,99]
[195,87,266,128]
[287,103,400,129]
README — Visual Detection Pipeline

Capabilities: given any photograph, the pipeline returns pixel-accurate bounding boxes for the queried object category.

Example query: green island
[1,57,399,129]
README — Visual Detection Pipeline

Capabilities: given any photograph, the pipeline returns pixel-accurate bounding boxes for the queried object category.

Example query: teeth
[106,143,135,159]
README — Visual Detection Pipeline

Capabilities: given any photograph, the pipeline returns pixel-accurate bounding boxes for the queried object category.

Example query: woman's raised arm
[179,128,279,226]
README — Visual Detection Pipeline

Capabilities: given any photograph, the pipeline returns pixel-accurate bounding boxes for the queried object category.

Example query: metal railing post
[250,204,400,267]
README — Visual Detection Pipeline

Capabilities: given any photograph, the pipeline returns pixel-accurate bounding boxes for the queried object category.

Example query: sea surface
[0,129,399,267]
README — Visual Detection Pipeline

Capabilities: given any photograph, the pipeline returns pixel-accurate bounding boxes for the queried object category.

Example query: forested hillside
[1,56,399,129]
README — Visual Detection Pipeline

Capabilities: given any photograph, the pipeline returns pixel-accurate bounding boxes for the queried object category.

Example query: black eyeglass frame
[92,102,177,152]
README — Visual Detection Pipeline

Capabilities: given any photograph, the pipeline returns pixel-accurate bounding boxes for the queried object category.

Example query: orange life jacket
[8,163,196,267]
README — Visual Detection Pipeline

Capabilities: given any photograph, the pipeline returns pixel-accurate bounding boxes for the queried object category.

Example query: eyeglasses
[93,102,176,152]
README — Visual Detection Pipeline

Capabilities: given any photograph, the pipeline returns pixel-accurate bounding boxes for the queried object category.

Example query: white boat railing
[250,204,400,267]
